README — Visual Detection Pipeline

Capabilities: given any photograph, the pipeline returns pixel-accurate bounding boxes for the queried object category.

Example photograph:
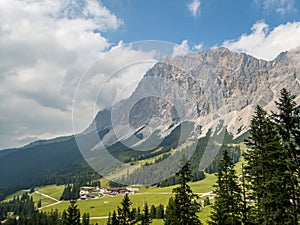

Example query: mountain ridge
[1,47,300,191]
[5,46,300,151]
[87,46,300,144]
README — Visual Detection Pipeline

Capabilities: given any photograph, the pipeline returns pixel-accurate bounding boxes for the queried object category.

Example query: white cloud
[255,0,296,15]
[193,43,203,51]
[0,0,157,149]
[223,21,300,60]
[187,0,201,17]
[172,40,190,58]
[72,42,157,133]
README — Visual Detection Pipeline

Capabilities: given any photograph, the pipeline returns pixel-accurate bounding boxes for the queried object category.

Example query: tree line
[115,129,240,187]
[209,88,300,225]
[60,180,100,201]
[0,194,92,225]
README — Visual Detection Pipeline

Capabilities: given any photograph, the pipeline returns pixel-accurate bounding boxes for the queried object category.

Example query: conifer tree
[107,212,112,225]
[156,204,164,219]
[141,203,151,225]
[61,210,67,224]
[164,197,177,225]
[209,150,242,225]
[37,199,42,208]
[82,212,90,225]
[64,200,80,225]
[245,105,292,224]
[117,194,132,224]
[273,88,300,225]
[111,210,119,225]
[136,207,142,221]
[150,205,156,219]
[164,158,202,225]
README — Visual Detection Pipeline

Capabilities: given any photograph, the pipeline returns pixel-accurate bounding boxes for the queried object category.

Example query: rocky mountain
[71,46,300,184]
[87,46,300,148]
[1,47,300,191]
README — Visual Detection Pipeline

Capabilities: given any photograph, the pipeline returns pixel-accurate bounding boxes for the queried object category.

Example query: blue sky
[1,0,300,149]
[101,0,300,49]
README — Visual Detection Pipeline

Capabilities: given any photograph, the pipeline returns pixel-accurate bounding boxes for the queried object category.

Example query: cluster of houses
[79,186,139,200]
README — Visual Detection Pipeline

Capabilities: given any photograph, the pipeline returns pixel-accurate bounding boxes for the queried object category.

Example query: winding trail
[39,200,62,210]
[35,190,62,210]
[35,190,59,202]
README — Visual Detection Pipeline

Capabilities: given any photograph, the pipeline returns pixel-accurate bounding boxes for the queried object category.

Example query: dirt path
[35,190,62,210]
[35,190,59,202]
[39,201,62,210]
[89,216,109,220]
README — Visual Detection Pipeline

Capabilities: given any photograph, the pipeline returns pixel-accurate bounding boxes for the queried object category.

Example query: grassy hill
[2,138,246,223]
[2,173,217,224]
[0,124,247,224]
[15,164,221,219]
[41,176,216,225]
[3,154,246,225]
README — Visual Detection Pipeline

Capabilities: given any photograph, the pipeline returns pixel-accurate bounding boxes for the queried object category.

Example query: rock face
[87,46,300,147]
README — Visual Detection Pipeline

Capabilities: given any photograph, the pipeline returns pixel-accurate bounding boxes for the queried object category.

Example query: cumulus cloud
[187,0,201,17]
[0,0,157,149]
[193,43,203,51]
[223,21,300,60]
[72,42,157,133]
[172,40,190,58]
[254,0,296,15]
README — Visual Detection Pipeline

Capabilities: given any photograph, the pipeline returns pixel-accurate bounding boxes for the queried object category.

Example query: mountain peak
[89,46,300,144]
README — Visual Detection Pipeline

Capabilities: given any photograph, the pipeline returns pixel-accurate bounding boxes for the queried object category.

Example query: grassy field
[43,192,173,216]
[199,205,213,224]
[2,171,217,214]
[30,192,56,207]
[41,172,217,224]
[3,143,247,225]
[1,174,217,225]
[3,184,64,208]
[138,173,216,195]
[35,184,65,200]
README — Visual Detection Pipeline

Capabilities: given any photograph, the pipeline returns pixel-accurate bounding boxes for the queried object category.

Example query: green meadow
[3,143,246,225]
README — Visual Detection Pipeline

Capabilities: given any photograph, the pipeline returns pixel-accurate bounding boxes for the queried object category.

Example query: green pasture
[35,184,65,200]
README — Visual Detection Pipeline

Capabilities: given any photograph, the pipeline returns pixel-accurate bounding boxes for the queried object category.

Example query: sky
[1,0,300,149]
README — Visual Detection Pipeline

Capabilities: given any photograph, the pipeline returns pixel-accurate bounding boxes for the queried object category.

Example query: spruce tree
[136,207,142,221]
[107,212,112,225]
[209,150,242,225]
[141,203,151,225]
[164,197,177,225]
[245,105,292,224]
[61,210,67,225]
[156,204,164,219]
[150,205,156,219]
[203,197,210,206]
[273,88,300,225]
[117,194,132,224]
[64,200,80,225]
[164,158,202,225]
[111,210,119,225]
[37,199,42,208]
[82,212,90,225]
